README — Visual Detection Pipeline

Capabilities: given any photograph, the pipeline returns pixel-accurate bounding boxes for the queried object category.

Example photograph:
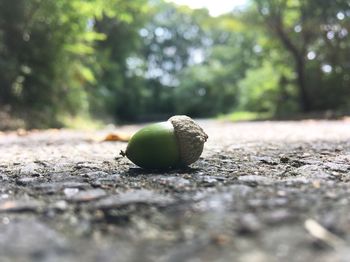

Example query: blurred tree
[174,13,259,116]
[90,0,148,121]
[0,0,147,127]
[1,0,350,128]
[253,0,350,112]
[238,61,279,112]
[139,1,211,119]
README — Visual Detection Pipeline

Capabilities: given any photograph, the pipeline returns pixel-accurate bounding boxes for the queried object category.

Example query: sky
[166,0,247,16]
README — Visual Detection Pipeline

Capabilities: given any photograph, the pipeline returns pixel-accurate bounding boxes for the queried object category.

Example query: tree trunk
[255,0,312,113]
[295,56,311,112]
[273,25,311,112]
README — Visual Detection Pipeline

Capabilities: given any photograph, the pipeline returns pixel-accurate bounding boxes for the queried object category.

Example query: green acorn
[120,115,208,169]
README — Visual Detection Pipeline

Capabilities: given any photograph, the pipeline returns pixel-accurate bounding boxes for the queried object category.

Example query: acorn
[120,115,208,169]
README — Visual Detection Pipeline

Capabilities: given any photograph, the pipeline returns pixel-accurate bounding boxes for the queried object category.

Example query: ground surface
[1,119,350,262]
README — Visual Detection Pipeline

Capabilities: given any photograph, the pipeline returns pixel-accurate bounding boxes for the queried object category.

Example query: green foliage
[1,0,350,128]
[90,8,148,121]
[238,62,280,113]
[0,0,147,127]
[252,0,350,112]
[218,111,273,122]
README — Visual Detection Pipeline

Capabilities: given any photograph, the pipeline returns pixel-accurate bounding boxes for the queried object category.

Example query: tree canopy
[0,0,349,128]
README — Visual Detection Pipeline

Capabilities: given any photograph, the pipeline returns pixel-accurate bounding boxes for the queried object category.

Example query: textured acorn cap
[168,115,208,165]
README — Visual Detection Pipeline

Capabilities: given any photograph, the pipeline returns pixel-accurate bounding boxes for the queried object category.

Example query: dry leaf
[102,132,131,142]
[304,219,345,248]
[312,180,321,188]
[16,128,28,136]
[342,116,350,122]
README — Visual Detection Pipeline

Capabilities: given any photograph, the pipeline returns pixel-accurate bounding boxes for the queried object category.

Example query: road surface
[1,119,350,262]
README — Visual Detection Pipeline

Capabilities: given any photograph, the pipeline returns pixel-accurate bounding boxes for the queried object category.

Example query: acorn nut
[120,115,208,169]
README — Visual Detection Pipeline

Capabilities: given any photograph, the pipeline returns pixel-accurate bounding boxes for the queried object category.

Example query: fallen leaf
[102,132,131,142]
[304,218,345,248]
[342,116,350,122]
[0,200,41,212]
[312,180,321,188]
[211,234,231,245]
[16,128,28,136]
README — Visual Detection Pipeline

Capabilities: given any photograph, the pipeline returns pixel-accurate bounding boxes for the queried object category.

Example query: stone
[237,213,262,234]
[18,163,41,176]
[91,175,122,187]
[81,171,110,179]
[34,182,90,194]
[238,175,273,186]
[324,162,349,172]
[256,156,279,165]
[95,190,174,209]
[67,189,107,202]
[154,176,190,188]
[16,177,40,186]
[293,165,332,180]
[0,219,70,260]
[63,188,79,198]
[0,200,42,213]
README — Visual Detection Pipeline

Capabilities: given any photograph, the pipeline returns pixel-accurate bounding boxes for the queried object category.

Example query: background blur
[0,0,349,129]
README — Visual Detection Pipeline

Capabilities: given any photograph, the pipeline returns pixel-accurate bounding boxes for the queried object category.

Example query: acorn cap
[168,115,208,165]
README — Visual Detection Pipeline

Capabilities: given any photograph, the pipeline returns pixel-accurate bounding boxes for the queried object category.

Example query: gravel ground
[1,119,350,262]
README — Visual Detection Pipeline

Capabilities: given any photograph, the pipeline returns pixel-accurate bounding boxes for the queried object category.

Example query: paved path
[1,120,350,262]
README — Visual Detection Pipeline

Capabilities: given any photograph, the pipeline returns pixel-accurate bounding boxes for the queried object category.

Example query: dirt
[1,119,350,262]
